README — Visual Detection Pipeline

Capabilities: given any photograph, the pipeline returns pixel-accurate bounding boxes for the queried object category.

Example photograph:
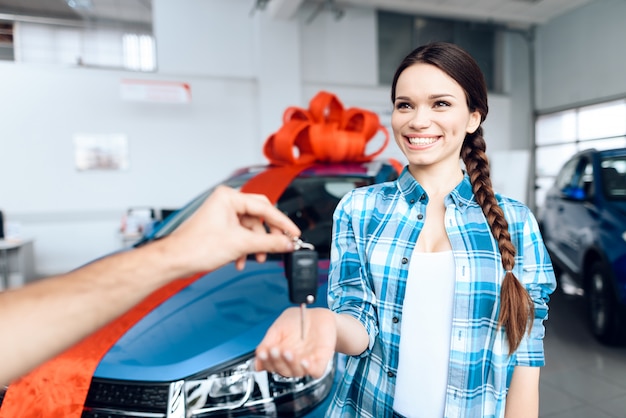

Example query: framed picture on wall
[74,133,129,171]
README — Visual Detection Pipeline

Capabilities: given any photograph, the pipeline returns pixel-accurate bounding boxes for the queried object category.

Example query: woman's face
[391,63,481,172]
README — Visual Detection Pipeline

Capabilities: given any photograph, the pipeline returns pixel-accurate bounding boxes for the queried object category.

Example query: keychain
[284,238,318,339]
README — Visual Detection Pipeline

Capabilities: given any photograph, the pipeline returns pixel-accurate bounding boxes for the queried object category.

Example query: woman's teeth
[408,137,438,145]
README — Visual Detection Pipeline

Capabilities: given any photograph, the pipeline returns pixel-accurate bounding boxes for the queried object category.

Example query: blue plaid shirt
[326,168,557,418]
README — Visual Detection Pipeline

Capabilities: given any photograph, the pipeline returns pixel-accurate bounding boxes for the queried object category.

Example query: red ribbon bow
[263,90,389,165]
[241,91,401,201]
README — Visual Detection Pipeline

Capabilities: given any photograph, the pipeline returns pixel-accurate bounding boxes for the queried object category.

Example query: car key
[284,238,318,339]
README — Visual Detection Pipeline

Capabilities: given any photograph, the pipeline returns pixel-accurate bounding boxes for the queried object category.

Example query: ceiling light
[66,0,93,9]
[306,0,345,24]
[250,0,271,16]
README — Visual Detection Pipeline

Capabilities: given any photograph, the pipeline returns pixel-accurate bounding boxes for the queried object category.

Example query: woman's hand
[255,307,337,379]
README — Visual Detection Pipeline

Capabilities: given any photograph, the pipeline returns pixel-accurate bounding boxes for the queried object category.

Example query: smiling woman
[256,42,556,418]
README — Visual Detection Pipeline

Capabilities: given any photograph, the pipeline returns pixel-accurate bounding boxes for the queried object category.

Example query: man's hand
[167,185,301,272]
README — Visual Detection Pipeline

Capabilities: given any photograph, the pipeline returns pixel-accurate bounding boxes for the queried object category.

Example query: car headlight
[175,354,335,417]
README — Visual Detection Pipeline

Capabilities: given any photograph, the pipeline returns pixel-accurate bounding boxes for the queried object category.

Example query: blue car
[540,148,626,345]
[1,161,397,417]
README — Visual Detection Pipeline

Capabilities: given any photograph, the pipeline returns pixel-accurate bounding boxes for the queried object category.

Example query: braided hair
[390,42,534,353]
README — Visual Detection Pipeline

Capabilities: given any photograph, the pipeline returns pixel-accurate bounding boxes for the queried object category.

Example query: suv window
[554,156,594,200]
[601,156,626,200]
[555,157,581,190]
[579,160,595,197]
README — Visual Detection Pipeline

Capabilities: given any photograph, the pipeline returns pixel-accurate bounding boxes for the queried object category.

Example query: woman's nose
[408,108,431,129]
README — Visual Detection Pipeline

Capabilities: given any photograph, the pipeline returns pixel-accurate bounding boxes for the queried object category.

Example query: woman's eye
[395,102,412,110]
[434,101,451,108]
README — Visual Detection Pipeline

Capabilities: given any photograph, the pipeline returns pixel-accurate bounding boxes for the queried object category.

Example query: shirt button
[417,213,424,220]
[392,317,399,323]
[388,371,395,378]
[410,198,415,204]
[419,194,426,201]
[401,257,408,264]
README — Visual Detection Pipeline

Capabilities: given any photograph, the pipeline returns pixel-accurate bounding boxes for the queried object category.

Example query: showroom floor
[540,287,626,417]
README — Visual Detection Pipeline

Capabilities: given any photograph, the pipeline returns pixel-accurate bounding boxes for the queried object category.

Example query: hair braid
[461,129,534,353]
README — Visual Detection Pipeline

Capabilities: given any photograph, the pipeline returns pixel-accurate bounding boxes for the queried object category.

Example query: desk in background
[0,239,35,290]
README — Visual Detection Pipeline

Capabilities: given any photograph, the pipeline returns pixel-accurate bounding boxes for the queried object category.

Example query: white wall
[535,0,626,112]
[0,63,259,274]
[1,0,566,275]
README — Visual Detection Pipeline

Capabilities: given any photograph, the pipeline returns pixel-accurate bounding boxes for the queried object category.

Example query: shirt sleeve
[514,209,558,367]
[327,191,380,356]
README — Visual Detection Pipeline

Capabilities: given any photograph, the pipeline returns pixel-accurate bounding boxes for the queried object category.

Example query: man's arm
[0,186,300,385]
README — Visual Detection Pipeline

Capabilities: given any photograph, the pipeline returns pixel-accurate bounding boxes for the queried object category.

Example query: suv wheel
[587,260,626,345]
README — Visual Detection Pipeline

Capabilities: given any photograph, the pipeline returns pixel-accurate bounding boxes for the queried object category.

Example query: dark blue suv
[541,148,626,345]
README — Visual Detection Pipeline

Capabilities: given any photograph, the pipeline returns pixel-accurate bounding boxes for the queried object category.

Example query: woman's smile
[405,135,441,147]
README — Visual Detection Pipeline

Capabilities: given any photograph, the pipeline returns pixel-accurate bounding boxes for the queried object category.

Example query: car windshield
[600,155,626,200]
[142,173,376,259]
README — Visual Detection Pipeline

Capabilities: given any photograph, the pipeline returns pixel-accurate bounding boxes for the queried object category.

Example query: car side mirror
[561,186,587,201]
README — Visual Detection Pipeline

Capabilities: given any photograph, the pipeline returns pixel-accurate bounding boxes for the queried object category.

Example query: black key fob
[284,241,318,305]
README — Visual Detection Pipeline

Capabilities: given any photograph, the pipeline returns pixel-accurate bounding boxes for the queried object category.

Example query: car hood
[93,260,328,382]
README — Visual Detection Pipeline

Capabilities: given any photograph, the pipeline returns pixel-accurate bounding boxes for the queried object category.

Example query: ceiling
[290,0,596,27]
[0,0,595,28]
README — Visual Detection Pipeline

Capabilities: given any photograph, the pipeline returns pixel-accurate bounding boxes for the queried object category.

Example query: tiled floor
[540,288,626,417]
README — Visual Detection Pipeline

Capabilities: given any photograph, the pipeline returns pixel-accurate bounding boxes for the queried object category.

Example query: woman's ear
[466,110,482,134]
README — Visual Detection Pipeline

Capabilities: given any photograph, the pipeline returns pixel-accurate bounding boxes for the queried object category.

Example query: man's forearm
[0,239,186,385]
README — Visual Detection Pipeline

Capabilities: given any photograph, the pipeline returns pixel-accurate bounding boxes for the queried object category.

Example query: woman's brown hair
[390,42,534,353]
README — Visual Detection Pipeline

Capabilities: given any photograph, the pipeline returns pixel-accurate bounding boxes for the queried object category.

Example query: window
[554,157,580,191]
[12,21,155,72]
[123,33,156,71]
[535,100,626,209]
[601,155,626,200]
[0,22,14,61]
[377,11,499,91]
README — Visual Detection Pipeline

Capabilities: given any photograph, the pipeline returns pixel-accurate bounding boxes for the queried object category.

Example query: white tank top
[392,250,455,418]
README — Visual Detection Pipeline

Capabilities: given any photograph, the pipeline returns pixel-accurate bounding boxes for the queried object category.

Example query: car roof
[227,160,397,182]
[597,147,626,158]
[574,147,626,159]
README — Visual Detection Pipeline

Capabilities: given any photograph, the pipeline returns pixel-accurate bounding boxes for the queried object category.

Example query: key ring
[293,237,315,251]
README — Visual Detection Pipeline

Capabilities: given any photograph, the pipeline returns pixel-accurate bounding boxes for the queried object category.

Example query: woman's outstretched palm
[255,307,337,379]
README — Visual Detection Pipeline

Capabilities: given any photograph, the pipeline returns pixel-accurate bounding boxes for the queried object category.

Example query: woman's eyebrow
[428,93,456,100]
[394,93,456,101]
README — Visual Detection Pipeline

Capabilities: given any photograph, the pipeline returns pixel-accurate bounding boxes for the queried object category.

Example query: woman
[256,42,556,418]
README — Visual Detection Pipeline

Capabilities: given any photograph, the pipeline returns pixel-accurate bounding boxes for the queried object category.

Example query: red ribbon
[242,90,398,196]
[0,91,400,417]
[263,90,389,166]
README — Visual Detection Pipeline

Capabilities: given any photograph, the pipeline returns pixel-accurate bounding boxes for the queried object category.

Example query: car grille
[82,378,170,418]
[1,381,170,418]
